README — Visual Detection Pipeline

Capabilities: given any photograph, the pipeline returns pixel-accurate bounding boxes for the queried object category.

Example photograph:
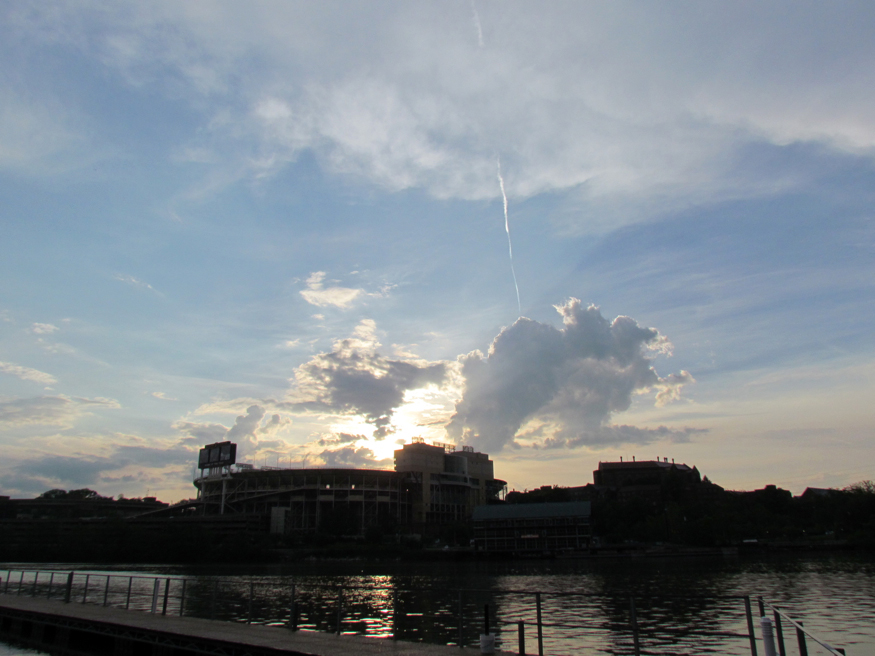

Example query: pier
[0,594,465,656]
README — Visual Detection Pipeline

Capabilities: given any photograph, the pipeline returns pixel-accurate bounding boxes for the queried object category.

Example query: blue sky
[1,1,874,500]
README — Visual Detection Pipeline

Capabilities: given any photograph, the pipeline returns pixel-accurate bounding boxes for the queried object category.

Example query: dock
[0,594,476,656]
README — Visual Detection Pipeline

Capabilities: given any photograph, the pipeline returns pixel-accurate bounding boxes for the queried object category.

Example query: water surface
[3,554,871,655]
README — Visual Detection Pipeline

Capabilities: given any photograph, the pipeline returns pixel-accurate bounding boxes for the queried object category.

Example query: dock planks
[0,594,478,655]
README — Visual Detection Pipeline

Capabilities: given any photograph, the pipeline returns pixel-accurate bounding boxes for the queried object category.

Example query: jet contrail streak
[471,0,485,47]
[497,158,521,317]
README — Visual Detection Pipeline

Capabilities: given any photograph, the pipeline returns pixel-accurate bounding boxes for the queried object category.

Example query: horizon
[2,2,874,502]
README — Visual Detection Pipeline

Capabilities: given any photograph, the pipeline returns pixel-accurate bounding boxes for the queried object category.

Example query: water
[2,554,873,655]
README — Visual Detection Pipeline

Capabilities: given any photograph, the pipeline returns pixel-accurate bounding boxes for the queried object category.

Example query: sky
[1,1,874,502]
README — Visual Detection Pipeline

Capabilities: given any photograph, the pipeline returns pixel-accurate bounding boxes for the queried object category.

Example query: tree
[36,489,68,500]
[66,488,105,500]
[844,480,875,494]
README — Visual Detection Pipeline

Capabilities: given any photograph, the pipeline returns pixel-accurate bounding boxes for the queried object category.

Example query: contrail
[471,0,485,47]
[497,158,521,316]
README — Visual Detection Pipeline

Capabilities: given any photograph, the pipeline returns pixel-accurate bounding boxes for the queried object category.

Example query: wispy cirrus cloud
[31,323,59,335]
[0,395,120,428]
[13,3,875,226]
[114,274,160,294]
[0,362,57,386]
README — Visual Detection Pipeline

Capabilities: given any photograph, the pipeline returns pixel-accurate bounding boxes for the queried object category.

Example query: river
[2,553,873,655]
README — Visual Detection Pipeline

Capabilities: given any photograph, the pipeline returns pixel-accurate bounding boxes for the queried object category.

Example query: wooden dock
[0,594,482,656]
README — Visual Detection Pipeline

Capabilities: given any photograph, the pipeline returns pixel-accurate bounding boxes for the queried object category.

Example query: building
[472,501,591,554]
[189,439,505,537]
[592,458,701,498]
[194,467,410,535]
[394,439,506,528]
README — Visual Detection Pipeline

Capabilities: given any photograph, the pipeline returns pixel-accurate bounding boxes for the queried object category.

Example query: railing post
[744,596,758,656]
[179,579,187,616]
[64,572,74,604]
[336,587,344,635]
[17,571,24,596]
[458,590,464,648]
[760,615,777,656]
[150,578,160,613]
[47,572,55,598]
[629,596,641,656]
[81,574,90,603]
[484,603,490,635]
[758,596,766,617]
[162,578,171,615]
[773,610,786,656]
[125,577,133,610]
[103,576,111,607]
[210,580,218,619]
[796,621,808,656]
[288,582,297,631]
[518,620,526,656]
[535,592,543,656]
[31,571,39,596]
[247,581,254,624]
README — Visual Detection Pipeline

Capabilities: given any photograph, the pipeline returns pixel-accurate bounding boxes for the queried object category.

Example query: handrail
[1,567,819,656]
[758,596,846,656]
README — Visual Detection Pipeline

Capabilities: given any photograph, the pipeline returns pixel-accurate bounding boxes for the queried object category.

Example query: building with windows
[394,439,506,529]
[472,501,591,554]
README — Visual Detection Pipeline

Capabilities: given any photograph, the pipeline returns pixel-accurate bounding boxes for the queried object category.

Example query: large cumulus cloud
[447,299,694,452]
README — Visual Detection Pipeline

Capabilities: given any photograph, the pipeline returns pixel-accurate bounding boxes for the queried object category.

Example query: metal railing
[757,597,847,656]
[0,568,846,656]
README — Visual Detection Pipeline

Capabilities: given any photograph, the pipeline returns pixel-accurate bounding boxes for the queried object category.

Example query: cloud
[177,405,291,454]
[9,444,193,492]
[112,445,192,468]
[150,391,177,401]
[16,455,114,487]
[31,323,59,335]
[113,274,160,294]
[0,362,57,386]
[0,395,120,428]
[173,419,229,445]
[318,446,390,469]
[299,271,363,308]
[545,425,707,450]
[14,3,875,224]
[287,320,447,437]
[0,84,84,174]
[318,432,365,447]
[447,299,696,452]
